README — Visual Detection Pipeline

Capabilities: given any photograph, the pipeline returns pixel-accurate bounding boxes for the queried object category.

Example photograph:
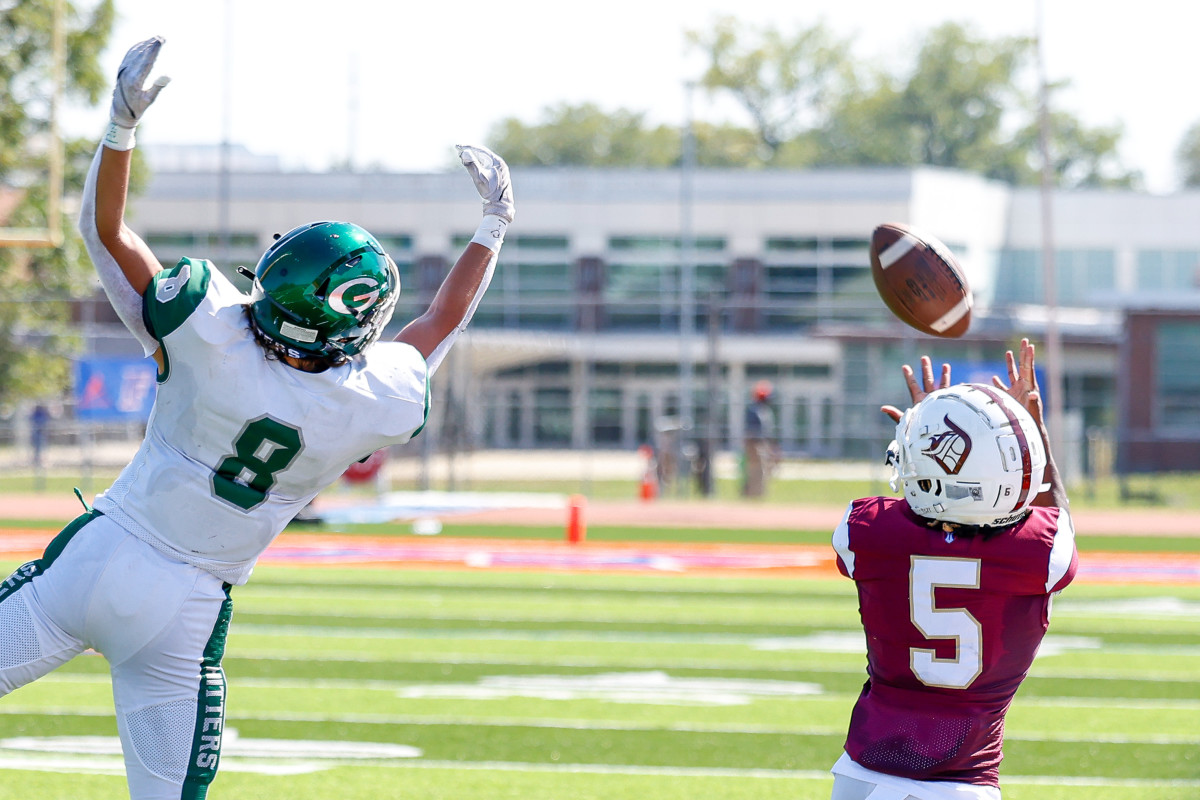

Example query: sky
[63,0,1199,193]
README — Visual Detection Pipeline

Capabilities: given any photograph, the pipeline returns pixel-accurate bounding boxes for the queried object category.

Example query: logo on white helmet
[328,277,380,319]
[922,415,972,475]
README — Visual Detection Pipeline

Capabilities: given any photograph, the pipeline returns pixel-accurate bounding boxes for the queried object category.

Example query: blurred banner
[74,358,157,421]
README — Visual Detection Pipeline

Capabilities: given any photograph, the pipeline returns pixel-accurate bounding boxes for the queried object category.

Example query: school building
[98,146,1200,473]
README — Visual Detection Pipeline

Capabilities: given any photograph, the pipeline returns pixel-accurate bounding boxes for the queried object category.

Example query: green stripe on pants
[181,583,232,800]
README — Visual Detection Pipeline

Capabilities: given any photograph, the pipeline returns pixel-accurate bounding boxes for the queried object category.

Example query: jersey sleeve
[1045,507,1078,592]
[358,342,431,442]
[831,501,857,578]
[143,258,213,342]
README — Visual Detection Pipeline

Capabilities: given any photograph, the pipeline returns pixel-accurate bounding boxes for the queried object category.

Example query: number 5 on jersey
[212,416,304,511]
[909,556,983,690]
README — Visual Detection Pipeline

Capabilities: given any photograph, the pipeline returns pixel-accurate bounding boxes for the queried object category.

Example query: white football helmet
[887,384,1047,527]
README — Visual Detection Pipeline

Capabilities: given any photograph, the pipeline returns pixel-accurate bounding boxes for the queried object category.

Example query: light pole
[679,81,697,492]
[1036,0,1065,463]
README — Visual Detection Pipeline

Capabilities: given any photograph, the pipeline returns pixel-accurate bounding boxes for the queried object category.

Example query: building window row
[147,229,1200,333]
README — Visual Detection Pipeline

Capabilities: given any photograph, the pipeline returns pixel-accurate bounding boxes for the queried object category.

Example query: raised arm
[993,338,1069,510]
[395,145,514,374]
[881,355,951,423]
[78,36,171,355]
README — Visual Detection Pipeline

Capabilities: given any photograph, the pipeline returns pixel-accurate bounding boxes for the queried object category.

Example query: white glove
[110,36,171,129]
[456,144,515,223]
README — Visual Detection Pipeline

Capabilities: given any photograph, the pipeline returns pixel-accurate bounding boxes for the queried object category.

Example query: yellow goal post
[0,0,66,249]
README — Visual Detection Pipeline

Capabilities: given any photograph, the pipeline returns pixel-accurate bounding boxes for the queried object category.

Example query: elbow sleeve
[78,144,158,356]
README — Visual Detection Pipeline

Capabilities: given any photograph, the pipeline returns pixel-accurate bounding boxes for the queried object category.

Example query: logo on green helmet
[328,277,381,319]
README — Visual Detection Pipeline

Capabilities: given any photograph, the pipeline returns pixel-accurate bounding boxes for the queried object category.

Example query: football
[869,222,972,338]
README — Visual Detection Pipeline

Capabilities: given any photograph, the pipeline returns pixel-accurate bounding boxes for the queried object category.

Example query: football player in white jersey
[0,36,513,800]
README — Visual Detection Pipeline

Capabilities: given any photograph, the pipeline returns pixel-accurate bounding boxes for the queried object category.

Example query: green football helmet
[248,221,400,361]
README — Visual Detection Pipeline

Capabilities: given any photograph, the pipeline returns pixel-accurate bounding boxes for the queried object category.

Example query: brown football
[869,222,972,338]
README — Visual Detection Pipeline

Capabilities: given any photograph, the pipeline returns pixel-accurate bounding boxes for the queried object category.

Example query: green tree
[1004,108,1138,188]
[0,0,116,408]
[895,23,1030,171]
[488,102,768,168]
[811,23,1034,173]
[1175,120,1200,187]
[854,23,1139,188]
[694,19,1137,187]
[690,121,772,167]
[489,103,680,167]
[686,16,853,162]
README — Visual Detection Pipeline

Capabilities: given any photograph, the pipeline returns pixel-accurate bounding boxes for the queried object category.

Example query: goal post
[0,0,66,249]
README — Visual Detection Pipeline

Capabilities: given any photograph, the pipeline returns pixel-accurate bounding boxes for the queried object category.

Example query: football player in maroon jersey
[830,339,1077,800]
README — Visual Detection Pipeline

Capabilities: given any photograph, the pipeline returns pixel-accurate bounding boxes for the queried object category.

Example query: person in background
[742,379,778,497]
[30,403,50,468]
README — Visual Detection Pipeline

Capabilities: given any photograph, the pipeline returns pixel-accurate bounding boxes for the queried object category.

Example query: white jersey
[94,258,429,584]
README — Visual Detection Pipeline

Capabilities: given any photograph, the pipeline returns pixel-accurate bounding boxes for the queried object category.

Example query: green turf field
[6,467,1200,509]
[0,561,1196,800]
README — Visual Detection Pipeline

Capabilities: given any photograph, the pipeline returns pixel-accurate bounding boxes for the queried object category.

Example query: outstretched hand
[993,338,1045,426]
[111,36,171,129]
[456,145,515,223]
[881,356,950,423]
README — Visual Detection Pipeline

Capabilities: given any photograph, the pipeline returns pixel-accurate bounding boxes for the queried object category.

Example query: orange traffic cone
[638,445,659,501]
[566,495,587,543]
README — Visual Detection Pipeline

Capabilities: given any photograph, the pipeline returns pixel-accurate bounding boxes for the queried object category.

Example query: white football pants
[0,510,231,800]
[830,752,1002,800]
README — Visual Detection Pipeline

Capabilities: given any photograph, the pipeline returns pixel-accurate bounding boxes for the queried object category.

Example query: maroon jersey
[832,497,1077,786]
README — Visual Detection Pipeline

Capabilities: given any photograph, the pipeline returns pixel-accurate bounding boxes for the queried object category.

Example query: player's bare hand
[881,356,950,422]
[111,36,171,129]
[993,338,1045,425]
[456,144,515,223]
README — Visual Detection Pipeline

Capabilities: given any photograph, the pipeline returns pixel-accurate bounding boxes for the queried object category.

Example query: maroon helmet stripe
[972,384,1032,511]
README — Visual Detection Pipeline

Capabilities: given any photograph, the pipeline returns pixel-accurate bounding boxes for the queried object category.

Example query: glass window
[144,233,197,249]
[1060,250,1115,305]
[1156,320,1200,428]
[793,397,810,441]
[604,262,676,329]
[511,235,569,249]
[1137,250,1200,291]
[473,256,573,330]
[506,390,521,443]
[375,234,413,252]
[993,250,1040,305]
[609,236,675,251]
[590,388,622,445]
[765,237,818,251]
[746,364,781,380]
[994,249,1115,306]
[607,235,724,251]
[829,237,869,251]
[144,231,259,252]
[534,387,572,445]
[633,363,679,377]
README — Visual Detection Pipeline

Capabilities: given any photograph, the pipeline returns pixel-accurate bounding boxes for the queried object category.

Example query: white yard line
[3,703,1198,744]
